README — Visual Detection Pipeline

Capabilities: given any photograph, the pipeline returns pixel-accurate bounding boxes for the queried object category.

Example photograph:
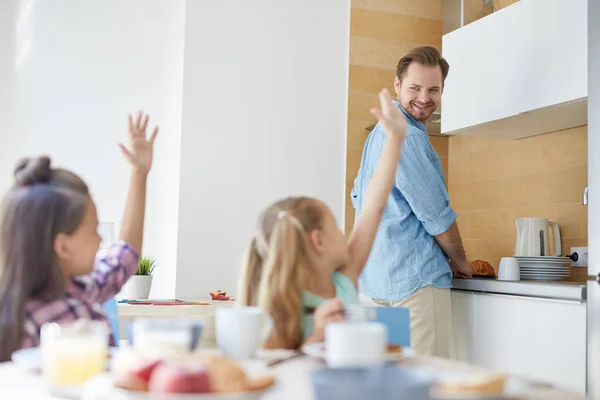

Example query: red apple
[131,359,164,383]
[149,362,212,394]
[114,358,164,392]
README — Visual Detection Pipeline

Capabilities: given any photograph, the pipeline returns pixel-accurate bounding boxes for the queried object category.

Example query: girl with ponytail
[238,89,408,349]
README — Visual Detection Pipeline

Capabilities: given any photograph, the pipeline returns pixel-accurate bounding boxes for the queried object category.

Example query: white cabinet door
[441,3,523,133]
[475,294,586,395]
[520,0,587,112]
[441,0,587,138]
[450,292,477,364]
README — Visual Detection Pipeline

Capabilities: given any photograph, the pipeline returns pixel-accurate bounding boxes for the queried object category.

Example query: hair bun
[14,156,52,186]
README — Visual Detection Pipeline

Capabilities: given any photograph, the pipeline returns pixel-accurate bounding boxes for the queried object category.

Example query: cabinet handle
[457,291,584,304]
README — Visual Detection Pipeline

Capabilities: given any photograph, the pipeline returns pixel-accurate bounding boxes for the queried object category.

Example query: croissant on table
[470,260,496,277]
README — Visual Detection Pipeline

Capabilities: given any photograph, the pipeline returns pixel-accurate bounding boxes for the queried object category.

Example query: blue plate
[312,366,435,400]
[11,346,118,371]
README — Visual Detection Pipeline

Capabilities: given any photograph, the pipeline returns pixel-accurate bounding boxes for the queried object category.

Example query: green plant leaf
[136,256,157,276]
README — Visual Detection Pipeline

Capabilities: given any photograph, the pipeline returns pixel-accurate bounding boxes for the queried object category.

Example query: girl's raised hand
[369,88,407,141]
[119,111,159,174]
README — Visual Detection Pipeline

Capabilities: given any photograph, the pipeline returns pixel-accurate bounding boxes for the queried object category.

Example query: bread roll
[203,356,249,393]
[437,374,506,395]
[470,260,496,276]
[202,355,276,393]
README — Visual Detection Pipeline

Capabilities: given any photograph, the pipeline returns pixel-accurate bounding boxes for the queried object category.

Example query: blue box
[345,305,411,347]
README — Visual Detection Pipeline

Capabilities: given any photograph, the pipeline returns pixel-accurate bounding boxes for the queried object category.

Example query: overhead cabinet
[441,0,587,139]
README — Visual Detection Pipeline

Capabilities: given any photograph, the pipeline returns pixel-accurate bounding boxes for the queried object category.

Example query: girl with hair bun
[0,111,159,361]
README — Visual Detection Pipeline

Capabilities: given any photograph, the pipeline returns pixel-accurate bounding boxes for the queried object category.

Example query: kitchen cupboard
[441,3,522,134]
[450,291,586,395]
[441,0,587,139]
[520,0,587,113]
[450,292,477,363]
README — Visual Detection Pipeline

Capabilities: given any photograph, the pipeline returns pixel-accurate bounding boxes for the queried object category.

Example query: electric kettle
[515,217,562,257]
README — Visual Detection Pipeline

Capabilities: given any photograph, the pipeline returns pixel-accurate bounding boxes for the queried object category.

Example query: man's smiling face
[394,61,443,122]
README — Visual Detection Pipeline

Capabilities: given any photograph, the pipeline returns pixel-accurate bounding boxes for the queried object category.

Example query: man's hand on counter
[435,222,472,278]
[451,259,473,278]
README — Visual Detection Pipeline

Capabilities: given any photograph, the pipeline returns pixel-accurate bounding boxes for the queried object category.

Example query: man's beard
[400,99,436,122]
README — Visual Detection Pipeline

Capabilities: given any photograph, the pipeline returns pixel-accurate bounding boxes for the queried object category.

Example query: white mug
[215,307,273,360]
[498,257,520,281]
[325,322,387,368]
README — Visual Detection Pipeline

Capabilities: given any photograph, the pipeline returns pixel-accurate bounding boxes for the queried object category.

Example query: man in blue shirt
[352,46,472,357]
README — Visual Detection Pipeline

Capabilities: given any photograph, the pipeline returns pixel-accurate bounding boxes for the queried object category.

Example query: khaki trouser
[359,286,451,358]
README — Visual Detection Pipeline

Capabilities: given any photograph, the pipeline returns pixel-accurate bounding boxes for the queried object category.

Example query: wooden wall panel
[345,0,446,235]
[448,126,588,281]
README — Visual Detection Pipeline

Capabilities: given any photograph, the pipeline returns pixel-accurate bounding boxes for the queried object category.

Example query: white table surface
[0,349,584,400]
[117,300,235,317]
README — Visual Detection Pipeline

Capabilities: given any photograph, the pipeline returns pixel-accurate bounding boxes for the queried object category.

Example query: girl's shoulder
[332,271,359,305]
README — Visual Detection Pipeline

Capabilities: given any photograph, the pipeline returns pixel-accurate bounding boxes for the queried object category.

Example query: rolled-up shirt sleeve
[396,134,457,236]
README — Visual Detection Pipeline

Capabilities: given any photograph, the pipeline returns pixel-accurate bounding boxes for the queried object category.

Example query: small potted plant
[121,256,157,299]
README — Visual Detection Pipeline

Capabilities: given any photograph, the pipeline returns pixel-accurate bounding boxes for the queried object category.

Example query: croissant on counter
[470,260,496,277]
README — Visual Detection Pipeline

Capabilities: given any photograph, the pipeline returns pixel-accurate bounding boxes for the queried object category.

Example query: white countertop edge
[451,278,587,302]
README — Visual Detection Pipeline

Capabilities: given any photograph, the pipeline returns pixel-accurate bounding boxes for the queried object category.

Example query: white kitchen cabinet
[441,0,587,139]
[441,3,522,134]
[450,291,586,395]
[520,0,587,112]
[450,291,477,364]
[475,293,586,395]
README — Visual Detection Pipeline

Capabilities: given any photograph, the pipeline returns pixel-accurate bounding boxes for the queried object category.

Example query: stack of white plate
[515,256,571,281]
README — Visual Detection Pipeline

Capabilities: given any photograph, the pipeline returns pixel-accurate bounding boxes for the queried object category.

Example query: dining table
[0,348,584,400]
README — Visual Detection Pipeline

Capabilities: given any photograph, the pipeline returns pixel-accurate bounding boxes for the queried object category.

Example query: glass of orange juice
[40,320,109,387]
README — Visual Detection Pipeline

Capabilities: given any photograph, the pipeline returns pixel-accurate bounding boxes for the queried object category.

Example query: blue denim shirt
[351,102,455,302]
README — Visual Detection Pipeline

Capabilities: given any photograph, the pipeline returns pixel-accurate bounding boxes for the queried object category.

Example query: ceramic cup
[215,307,273,360]
[498,257,520,281]
[325,322,387,368]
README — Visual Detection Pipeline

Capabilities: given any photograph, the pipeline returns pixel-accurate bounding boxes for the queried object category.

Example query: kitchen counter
[452,278,587,302]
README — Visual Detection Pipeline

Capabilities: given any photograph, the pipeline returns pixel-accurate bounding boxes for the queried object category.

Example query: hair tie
[254,234,268,259]
[277,210,305,232]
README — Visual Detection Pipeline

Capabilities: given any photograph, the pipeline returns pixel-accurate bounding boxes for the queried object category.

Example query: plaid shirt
[21,241,139,348]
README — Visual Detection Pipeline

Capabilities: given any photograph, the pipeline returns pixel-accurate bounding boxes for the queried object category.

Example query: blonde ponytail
[237,237,263,306]
[237,197,324,349]
[258,215,305,349]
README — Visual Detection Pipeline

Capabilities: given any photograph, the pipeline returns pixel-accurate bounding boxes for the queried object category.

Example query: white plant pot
[121,275,153,300]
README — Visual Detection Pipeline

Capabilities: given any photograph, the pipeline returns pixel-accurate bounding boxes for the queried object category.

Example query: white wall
[176,1,350,297]
[0,0,350,300]
[0,0,19,191]
[0,0,185,297]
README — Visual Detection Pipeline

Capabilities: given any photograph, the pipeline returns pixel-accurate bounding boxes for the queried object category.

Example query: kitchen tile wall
[448,126,588,280]
[345,0,446,235]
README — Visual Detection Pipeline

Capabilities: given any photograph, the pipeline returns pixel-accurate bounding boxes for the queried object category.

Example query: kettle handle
[549,221,562,256]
